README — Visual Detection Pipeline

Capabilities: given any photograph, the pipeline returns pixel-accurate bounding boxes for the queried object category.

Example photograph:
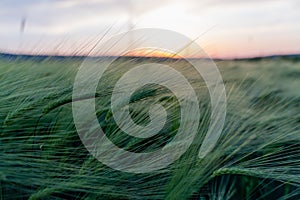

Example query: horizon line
[1,51,300,61]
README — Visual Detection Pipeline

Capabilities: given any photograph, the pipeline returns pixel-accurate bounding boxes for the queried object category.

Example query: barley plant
[0,55,300,199]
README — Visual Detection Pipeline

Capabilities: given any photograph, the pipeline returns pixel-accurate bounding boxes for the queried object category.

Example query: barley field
[0,55,300,199]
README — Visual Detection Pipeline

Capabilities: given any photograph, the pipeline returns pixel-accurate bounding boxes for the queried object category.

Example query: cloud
[0,0,173,35]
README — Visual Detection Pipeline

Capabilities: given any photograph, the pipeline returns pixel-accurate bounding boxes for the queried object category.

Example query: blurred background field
[0,55,300,199]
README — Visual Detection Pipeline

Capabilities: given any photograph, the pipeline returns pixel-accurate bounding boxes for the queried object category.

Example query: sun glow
[124,48,181,58]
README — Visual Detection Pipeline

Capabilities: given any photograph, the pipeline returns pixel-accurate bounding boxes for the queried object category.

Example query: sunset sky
[0,0,300,58]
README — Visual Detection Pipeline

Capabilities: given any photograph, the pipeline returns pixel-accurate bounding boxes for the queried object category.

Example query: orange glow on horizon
[124,48,181,58]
